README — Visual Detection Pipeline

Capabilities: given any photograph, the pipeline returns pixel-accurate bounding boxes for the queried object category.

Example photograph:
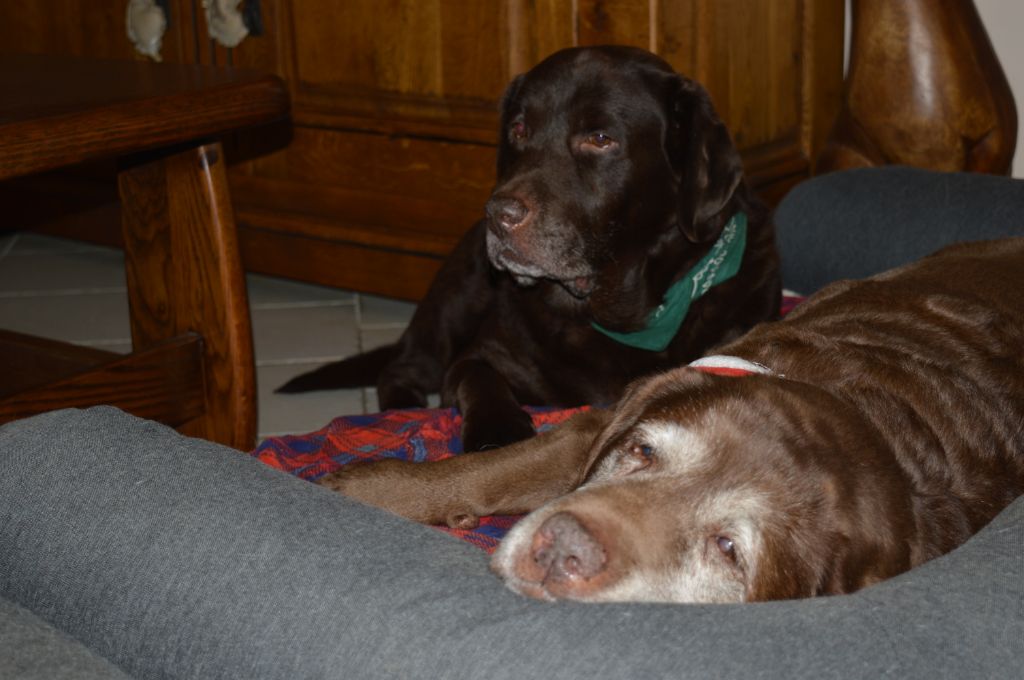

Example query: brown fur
[323,238,1024,603]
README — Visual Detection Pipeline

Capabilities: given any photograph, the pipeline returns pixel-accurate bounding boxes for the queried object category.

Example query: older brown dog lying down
[322,238,1024,603]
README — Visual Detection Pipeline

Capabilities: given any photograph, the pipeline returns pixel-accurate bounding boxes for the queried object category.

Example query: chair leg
[118,141,257,450]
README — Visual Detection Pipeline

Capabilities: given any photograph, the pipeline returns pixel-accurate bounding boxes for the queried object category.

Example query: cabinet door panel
[236,126,494,239]
[577,0,652,48]
[284,1,514,137]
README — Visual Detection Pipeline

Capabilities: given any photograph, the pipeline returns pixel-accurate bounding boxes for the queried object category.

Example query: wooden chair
[0,54,289,450]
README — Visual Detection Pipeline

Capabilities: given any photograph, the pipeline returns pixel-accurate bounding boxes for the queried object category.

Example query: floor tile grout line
[2,232,116,257]
[3,241,116,257]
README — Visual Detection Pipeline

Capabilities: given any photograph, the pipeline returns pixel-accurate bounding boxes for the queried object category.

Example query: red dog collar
[688,355,771,377]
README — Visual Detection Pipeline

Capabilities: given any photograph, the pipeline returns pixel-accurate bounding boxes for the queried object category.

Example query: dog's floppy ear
[668,76,745,243]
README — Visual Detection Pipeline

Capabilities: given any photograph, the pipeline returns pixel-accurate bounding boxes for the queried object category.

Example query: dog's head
[485,46,746,321]
[491,368,914,603]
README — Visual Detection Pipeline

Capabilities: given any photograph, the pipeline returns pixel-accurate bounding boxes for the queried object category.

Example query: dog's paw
[461,408,536,452]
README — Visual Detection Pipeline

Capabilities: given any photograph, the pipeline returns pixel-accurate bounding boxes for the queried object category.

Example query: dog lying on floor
[277,45,780,452]
[322,238,1024,603]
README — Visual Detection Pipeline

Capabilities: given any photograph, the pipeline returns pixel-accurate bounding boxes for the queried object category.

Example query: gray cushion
[775,166,1024,292]
[1,406,1022,680]
[0,596,131,680]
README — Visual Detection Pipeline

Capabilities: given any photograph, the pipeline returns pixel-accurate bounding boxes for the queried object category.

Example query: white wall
[975,0,1024,178]
[844,1,1023,178]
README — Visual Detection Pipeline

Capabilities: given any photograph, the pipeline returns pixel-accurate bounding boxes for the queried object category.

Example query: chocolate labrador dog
[278,46,780,452]
[323,238,1024,603]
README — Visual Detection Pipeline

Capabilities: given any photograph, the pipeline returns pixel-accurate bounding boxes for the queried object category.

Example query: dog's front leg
[319,409,610,529]
[443,356,537,452]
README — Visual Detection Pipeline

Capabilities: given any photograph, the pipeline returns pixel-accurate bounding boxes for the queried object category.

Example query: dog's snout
[486,195,531,233]
[530,511,607,582]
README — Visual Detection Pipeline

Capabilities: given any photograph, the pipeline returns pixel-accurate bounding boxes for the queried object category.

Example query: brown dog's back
[726,237,1024,556]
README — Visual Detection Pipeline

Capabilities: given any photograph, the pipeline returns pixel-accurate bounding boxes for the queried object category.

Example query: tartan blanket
[253,406,590,552]
[253,293,805,553]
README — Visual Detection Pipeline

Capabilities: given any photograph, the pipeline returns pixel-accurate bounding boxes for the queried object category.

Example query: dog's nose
[530,512,607,582]
[486,195,530,232]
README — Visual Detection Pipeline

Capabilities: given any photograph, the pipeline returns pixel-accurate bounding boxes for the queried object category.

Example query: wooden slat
[0,329,119,399]
[0,334,204,426]
[0,54,289,181]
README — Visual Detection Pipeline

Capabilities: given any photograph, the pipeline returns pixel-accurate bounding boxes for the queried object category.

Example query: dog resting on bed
[323,238,1024,603]
[277,46,780,452]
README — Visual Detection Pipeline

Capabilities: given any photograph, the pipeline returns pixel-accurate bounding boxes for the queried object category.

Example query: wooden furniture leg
[119,142,257,449]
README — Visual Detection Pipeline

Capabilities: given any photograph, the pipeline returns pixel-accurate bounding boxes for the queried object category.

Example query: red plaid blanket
[253,406,590,552]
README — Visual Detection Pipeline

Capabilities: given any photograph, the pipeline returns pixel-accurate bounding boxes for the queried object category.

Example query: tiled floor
[0,231,419,443]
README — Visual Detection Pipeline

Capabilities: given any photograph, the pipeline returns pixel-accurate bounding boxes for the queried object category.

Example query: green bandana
[592,212,747,352]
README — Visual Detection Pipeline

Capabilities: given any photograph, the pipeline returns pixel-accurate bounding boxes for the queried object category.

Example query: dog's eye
[713,535,738,564]
[620,442,654,473]
[583,132,617,150]
[510,121,528,141]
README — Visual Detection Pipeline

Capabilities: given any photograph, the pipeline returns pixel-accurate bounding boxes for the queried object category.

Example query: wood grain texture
[819,0,1017,173]
[505,0,575,74]
[0,329,118,398]
[237,221,446,302]
[0,0,177,61]
[119,142,257,449]
[577,0,652,49]
[0,54,289,181]
[0,334,204,426]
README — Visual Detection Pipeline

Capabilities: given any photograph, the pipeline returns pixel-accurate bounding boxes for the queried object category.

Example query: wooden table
[0,55,289,450]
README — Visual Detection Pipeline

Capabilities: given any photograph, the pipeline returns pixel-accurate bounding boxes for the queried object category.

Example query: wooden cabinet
[1,0,845,301]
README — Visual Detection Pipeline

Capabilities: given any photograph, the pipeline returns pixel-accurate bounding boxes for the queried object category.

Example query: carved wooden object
[818,0,1017,174]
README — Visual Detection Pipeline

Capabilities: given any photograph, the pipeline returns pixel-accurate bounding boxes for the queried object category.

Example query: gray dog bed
[2,167,1023,679]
